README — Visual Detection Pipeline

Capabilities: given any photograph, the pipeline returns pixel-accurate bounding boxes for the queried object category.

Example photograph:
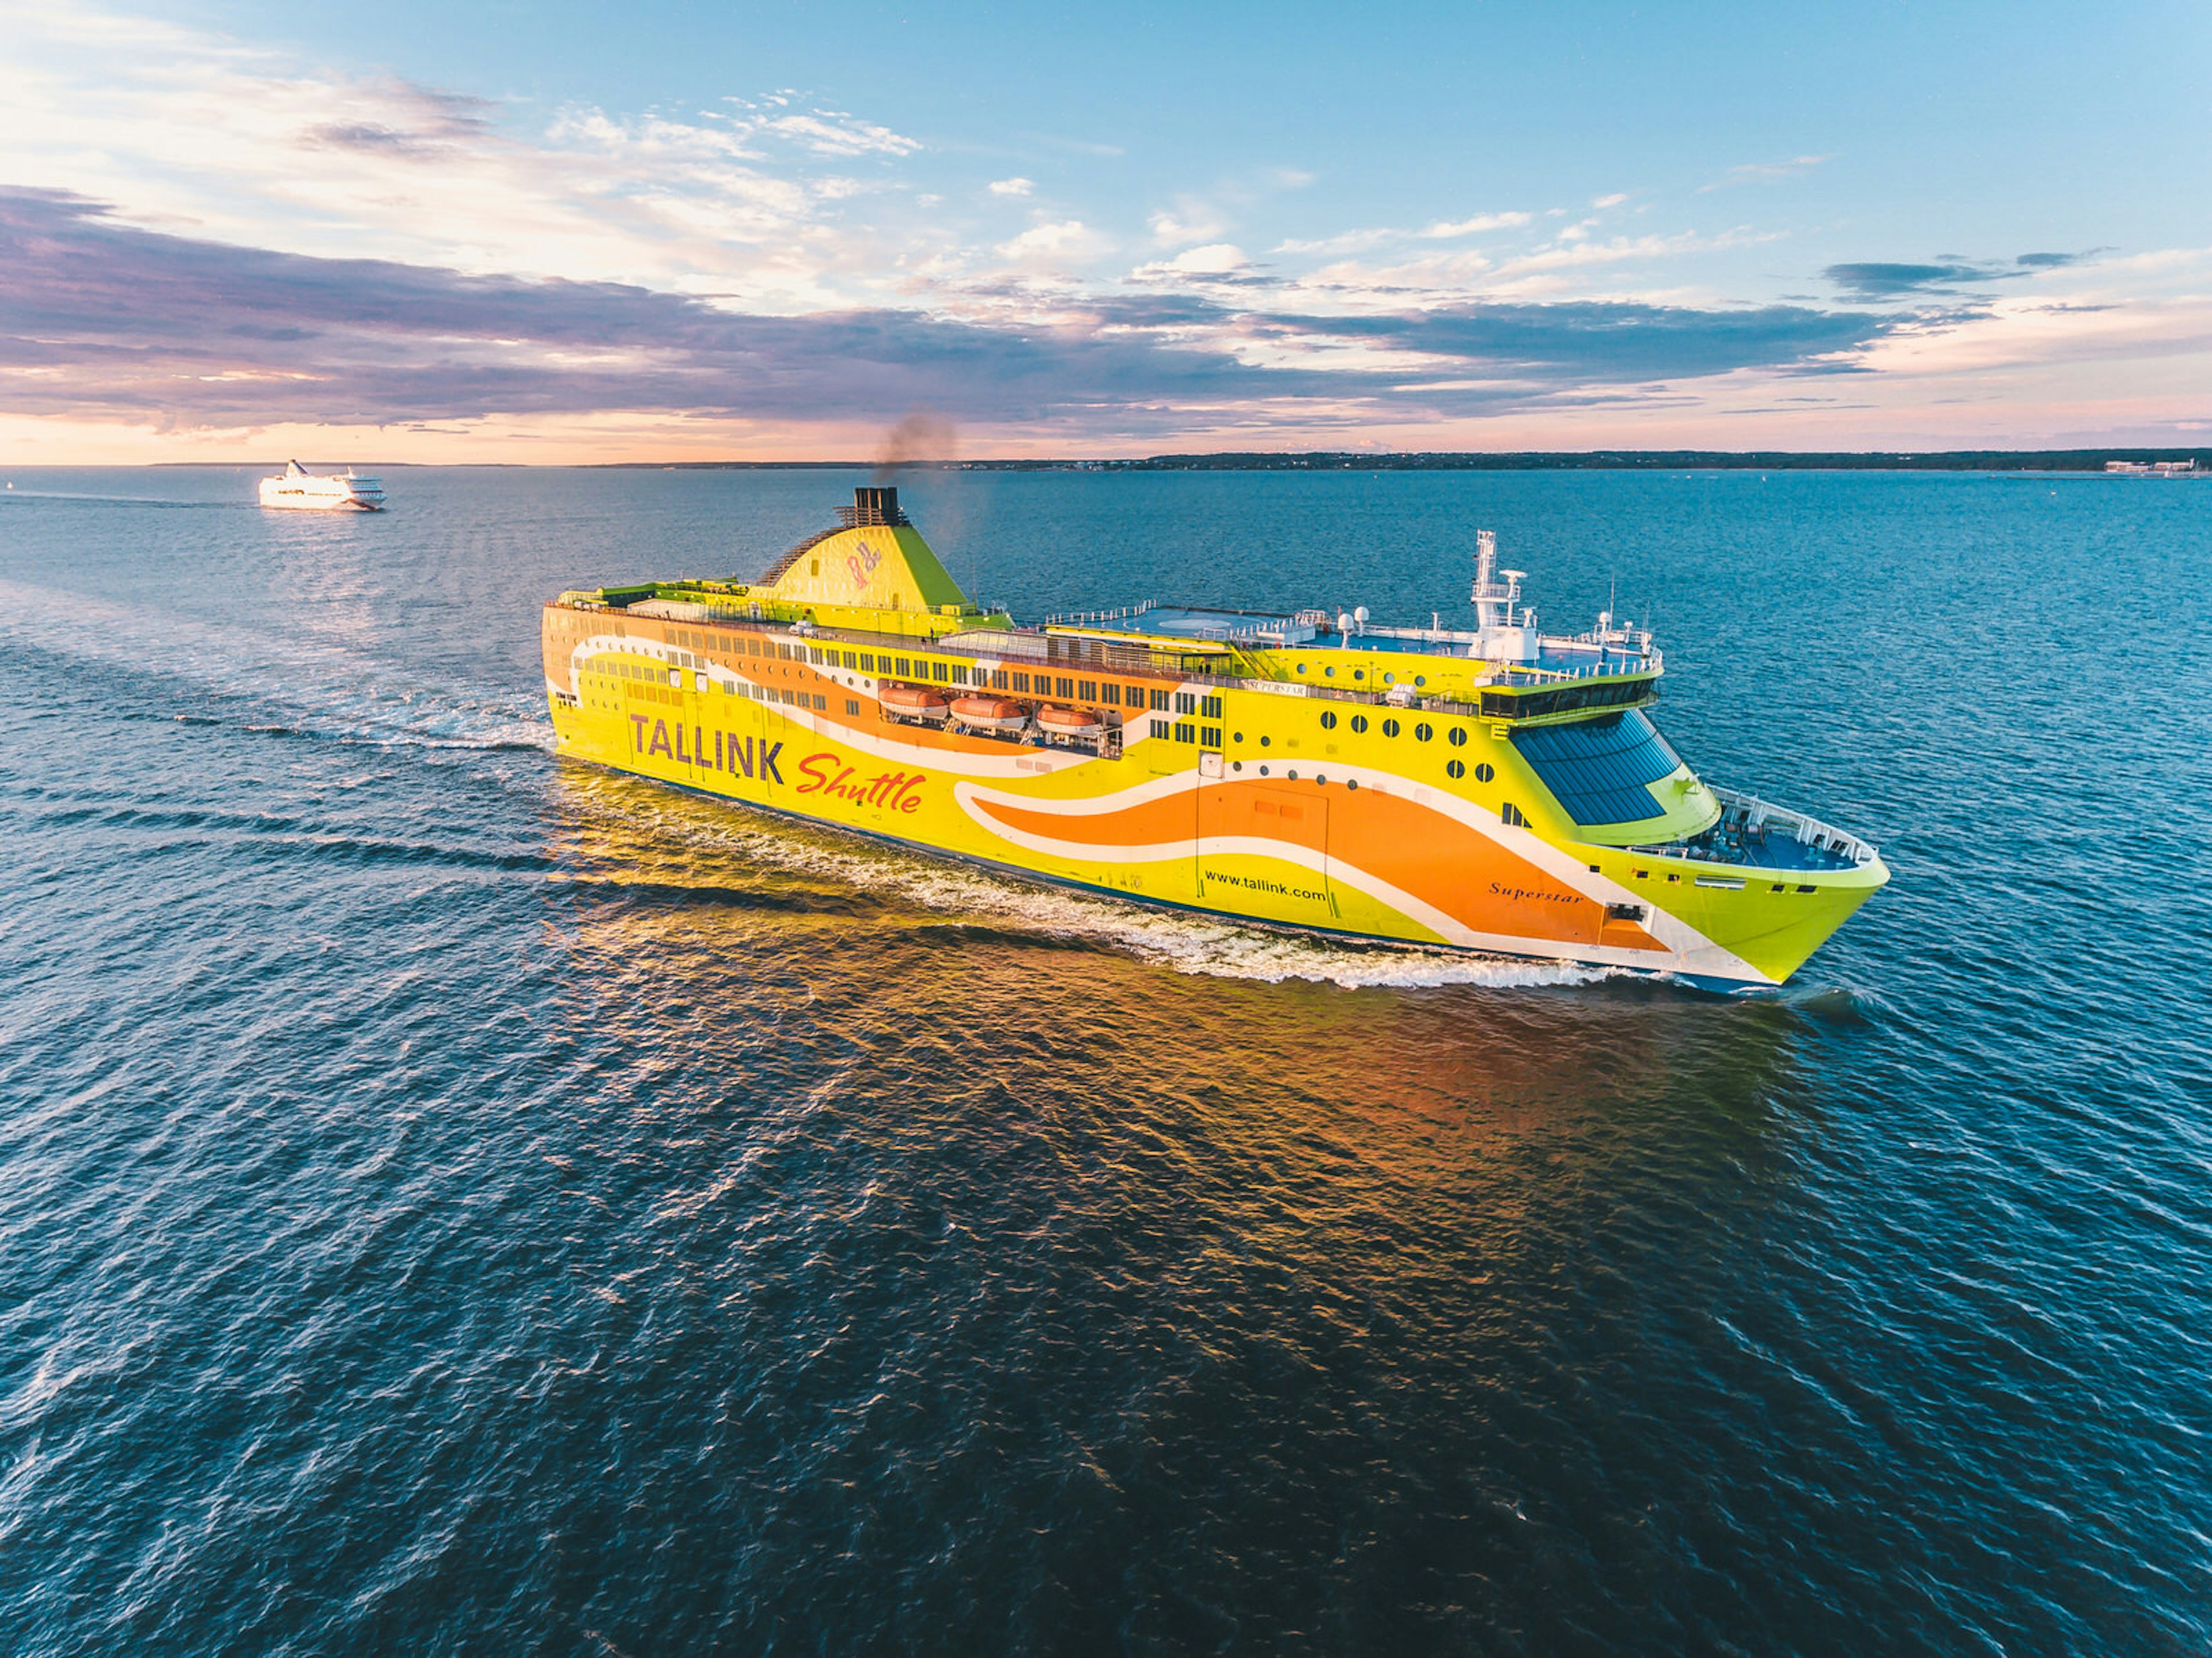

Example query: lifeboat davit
[950,694,1028,732]
[880,683,949,721]
[1035,705,1105,739]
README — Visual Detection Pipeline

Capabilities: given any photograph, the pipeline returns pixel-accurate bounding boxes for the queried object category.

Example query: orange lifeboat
[950,694,1028,733]
[880,683,949,721]
[1035,704,1105,739]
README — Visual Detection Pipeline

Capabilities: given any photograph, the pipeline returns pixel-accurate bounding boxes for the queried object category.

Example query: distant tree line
[608,449,2211,473]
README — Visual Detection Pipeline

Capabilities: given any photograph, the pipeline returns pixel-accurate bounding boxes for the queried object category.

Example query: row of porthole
[1230,762,1360,788]
[1314,710,1475,745]
[1293,663,1430,688]
[1226,756,1497,788]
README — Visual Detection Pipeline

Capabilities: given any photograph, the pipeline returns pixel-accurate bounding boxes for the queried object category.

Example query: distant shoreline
[132,448,2212,472]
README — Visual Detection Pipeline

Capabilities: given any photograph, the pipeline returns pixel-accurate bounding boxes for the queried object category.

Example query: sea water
[1,465,2207,1653]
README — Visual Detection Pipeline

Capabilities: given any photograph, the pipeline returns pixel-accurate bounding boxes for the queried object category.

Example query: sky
[3,0,2209,462]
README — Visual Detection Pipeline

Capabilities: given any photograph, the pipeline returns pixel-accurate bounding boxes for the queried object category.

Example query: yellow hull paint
[544,617,1884,989]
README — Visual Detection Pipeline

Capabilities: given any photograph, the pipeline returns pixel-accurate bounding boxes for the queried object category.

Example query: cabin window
[896,657,911,675]
[1175,722,1195,743]
[932,661,949,682]
[1414,724,1433,743]
[1151,718,1168,739]
[1381,718,1400,738]
[1175,692,1196,715]
[1057,677,1075,698]
[1202,726,1221,747]
[1501,802,1528,827]
[1446,759,1465,779]
[1259,735,1271,747]
[1475,763,1494,782]
[1151,688,1171,711]
[1448,726,1468,747]
[1100,683,1119,705]
[842,651,857,669]
[1797,883,1817,894]
[950,665,969,686]
[846,699,860,715]
[1607,903,1647,923]
[1319,710,1338,730]
[1349,714,1368,734]
[748,638,762,656]
[1078,679,1097,700]
[1200,696,1223,719]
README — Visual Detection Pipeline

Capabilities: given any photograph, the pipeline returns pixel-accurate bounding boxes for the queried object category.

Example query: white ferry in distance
[257,460,385,510]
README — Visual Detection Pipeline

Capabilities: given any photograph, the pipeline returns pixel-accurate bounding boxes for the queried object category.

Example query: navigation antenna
[1470,528,1522,632]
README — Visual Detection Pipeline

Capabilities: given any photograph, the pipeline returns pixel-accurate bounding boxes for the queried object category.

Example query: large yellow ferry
[543,487,1887,988]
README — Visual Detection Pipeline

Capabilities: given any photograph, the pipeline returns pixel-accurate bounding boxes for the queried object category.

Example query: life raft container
[1035,705,1105,738]
[880,683,949,721]
[949,694,1028,732]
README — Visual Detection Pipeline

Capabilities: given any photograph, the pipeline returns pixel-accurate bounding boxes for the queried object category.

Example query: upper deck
[554,490,1660,727]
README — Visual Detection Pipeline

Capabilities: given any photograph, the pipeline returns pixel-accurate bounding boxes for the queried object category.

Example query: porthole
[1349,714,1368,734]
[1320,710,1338,730]
[1296,664,1307,674]
[1474,762,1494,782]
[1414,723,1433,743]
[1383,672,1396,685]
[1260,735,1271,747]
[1316,774,1328,785]
[1233,731,1244,743]
[1353,669,1365,680]
[1381,718,1400,738]
[1233,761,1243,772]
[1447,726,1468,747]
[1415,675,1427,687]
[1287,769,1300,780]
[1445,758,1465,779]
[1347,779,1358,790]
[1259,764,1271,775]
[1325,666,1336,677]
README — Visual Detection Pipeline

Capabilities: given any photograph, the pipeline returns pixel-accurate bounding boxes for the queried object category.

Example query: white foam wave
[0,578,553,755]
[642,795,1612,992]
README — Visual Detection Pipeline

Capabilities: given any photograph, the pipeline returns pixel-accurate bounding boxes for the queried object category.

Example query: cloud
[1700,154,1834,191]
[1417,211,1533,240]
[729,103,921,157]
[0,190,1907,436]
[1591,193,1628,210]
[1127,244,1255,283]
[987,177,1034,196]
[1149,206,1225,246]
[1823,252,2090,300]
[993,218,1112,267]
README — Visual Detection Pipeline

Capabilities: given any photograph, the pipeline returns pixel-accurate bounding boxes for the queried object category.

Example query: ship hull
[543,616,1884,988]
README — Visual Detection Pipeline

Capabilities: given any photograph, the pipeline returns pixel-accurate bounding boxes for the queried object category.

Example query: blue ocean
[2,465,2207,1654]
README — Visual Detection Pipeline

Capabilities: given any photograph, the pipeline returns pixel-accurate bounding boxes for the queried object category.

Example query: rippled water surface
[2,465,2208,1655]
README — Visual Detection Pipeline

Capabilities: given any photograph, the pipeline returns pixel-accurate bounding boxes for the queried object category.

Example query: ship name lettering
[1489,882,1580,906]
[796,752,923,812]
